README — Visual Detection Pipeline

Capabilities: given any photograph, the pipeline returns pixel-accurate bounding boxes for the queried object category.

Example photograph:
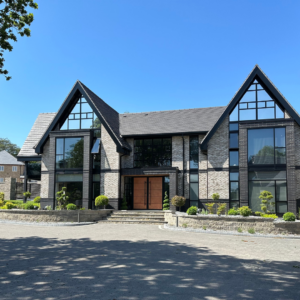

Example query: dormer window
[60,96,101,130]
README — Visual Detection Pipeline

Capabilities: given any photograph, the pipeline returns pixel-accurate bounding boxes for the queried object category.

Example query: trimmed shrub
[56,187,69,209]
[217,203,226,216]
[261,214,278,219]
[33,196,41,203]
[4,202,16,209]
[171,195,186,211]
[24,202,35,210]
[163,191,170,211]
[228,208,239,215]
[95,195,109,208]
[259,190,275,214]
[5,200,23,205]
[283,212,296,222]
[0,192,4,201]
[67,203,77,210]
[0,199,4,207]
[255,211,263,216]
[239,206,252,217]
[187,206,197,215]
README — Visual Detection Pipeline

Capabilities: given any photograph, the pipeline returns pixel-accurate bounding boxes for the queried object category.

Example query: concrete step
[113,211,164,215]
[110,213,164,218]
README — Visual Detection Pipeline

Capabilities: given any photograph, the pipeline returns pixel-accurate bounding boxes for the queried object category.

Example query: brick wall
[122,138,134,168]
[0,164,24,183]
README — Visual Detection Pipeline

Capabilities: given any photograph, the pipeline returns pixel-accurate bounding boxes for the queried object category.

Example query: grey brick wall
[0,177,16,200]
[208,117,229,169]
[207,171,229,199]
[100,126,120,209]
[122,138,134,168]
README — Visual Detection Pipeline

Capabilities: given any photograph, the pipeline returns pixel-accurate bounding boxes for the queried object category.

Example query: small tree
[23,191,31,202]
[56,187,69,210]
[217,203,226,216]
[171,195,186,211]
[259,190,274,214]
[211,193,220,202]
[95,195,109,209]
[163,191,170,210]
[206,203,215,214]
[121,194,128,210]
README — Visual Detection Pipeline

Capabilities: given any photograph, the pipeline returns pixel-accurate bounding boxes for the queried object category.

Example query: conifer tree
[163,191,170,210]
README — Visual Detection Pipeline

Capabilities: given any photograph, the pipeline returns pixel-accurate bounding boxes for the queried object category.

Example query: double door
[133,177,163,210]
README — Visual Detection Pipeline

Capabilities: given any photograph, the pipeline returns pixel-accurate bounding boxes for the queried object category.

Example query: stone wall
[0,177,16,200]
[100,126,120,209]
[0,209,113,222]
[164,211,300,235]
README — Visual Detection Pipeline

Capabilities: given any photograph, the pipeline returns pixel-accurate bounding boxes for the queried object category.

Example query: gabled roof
[34,81,130,154]
[1,150,24,165]
[119,106,226,136]
[200,65,300,150]
[18,113,56,160]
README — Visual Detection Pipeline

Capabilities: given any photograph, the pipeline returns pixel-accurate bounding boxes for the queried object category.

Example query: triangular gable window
[61,96,101,130]
[230,80,284,122]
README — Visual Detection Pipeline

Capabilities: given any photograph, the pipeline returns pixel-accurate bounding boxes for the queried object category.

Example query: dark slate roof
[119,106,226,136]
[0,150,24,165]
[18,113,56,158]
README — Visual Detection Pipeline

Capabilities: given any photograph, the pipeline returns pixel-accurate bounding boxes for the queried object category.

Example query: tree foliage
[0,137,20,156]
[0,0,38,80]
[259,190,275,214]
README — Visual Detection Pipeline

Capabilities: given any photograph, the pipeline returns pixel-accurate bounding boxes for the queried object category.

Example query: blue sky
[1,0,300,147]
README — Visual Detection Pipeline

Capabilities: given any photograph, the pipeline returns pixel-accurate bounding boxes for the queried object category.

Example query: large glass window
[134,138,171,167]
[60,96,101,130]
[248,128,286,165]
[189,173,199,207]
[248,171,287,213]
[230,79,284,122]
[190,136,199,169]
[56,137,84,169]
[55,174,83,205]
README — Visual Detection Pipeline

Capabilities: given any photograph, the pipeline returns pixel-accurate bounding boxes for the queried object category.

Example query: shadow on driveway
[0,236,299,299]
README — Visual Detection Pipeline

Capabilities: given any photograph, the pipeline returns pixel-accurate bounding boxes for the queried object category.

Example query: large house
[0,150,24,183]
[17,66,300,214]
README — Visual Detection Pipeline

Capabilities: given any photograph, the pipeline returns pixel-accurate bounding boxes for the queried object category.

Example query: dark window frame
[189,135,199,169]
[133,137,172,168]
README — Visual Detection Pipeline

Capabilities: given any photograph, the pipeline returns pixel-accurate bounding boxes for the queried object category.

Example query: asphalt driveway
[0,223,299,300]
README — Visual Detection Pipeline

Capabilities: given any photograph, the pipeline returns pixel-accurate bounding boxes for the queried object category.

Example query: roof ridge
[120,105,226,115]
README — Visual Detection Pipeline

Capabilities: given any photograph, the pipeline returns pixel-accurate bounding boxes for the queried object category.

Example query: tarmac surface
[0,222,299,299]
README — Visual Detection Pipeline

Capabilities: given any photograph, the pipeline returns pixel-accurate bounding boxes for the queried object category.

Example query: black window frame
[189,171,199,207]
[133,137,172,168]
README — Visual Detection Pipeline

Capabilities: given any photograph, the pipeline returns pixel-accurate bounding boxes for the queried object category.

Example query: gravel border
[0,219,95,227]
[161,224,300,239]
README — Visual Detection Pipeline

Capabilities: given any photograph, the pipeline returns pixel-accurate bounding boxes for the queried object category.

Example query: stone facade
[164,211,300,235]
[0,177,16,200]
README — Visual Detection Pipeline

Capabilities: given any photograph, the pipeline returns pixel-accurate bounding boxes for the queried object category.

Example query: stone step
[102,219,167,225]
[110,213,165,218]
[113,211,164,215]
[108,216,165,221]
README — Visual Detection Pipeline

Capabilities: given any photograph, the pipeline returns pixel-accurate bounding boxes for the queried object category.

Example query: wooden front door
[148,177,163,210]
[133,177,163,210]
[133,177,147,209]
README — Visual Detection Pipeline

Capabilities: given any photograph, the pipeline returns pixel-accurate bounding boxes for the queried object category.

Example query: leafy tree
[0,138,20,156]
[0,0,38,80]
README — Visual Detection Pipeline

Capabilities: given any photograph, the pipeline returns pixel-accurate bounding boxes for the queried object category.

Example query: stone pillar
[23,161,28,202]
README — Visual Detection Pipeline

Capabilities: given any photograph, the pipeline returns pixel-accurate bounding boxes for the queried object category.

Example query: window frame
[133,137,172,168]
[189,171,199,207]
[247,127,286,167]
[0,166,4,172]
[12,166,17,172]
[189,135,199,169]
[0,178,4,183]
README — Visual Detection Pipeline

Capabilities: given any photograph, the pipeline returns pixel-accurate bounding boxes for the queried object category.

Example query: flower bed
[164,211,300,235]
